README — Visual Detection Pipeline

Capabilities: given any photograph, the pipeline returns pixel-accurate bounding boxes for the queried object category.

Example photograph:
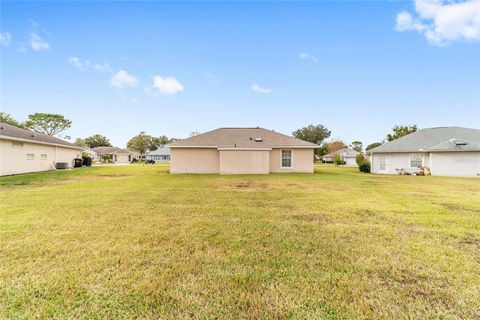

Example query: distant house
[322,148,359,166]
[369,127,480,177]
[91,147,133,163]
[0,122,83,176]
[166,127,318,174]
[146,147,170,162]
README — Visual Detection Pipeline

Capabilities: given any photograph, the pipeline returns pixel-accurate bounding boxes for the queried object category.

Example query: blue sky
[1,1,479,147]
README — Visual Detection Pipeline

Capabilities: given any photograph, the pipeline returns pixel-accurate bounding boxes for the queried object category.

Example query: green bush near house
[81,152,93,167]
[359,160,371,173]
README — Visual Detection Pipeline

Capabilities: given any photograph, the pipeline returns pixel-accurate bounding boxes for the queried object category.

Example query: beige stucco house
[166,127,318,174]
[369,127,480,177]
[0,122,83,176]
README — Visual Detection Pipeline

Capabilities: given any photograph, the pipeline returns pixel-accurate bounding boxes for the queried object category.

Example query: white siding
[371,153,410,174]
[0,138,81,176]
[430,152,480,177]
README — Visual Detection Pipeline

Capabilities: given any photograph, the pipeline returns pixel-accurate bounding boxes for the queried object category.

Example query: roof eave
[0,135,83,150]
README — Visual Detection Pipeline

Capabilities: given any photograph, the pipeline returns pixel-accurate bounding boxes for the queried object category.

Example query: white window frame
[12,141,24,148]
[41,154,48,160]
[280,149,293,169]
[409,153,423,168]
[26,153,35,160]
[378,154,388,172]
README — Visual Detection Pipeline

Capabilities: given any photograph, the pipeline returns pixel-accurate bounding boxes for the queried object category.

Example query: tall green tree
[127,132,166,155]
[386,125,417,142]
[366,142,382,151]
[351,141,363,152]
[325,140,347,154]
[74,138,87,147]
[24,113,72,136]
[292,124,331,145]
[84,135,112,148]
[0,112,23,127]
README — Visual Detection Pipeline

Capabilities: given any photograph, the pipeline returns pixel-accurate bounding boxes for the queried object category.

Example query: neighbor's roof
[146,147,170,156]
[0,122,82,150]
[92,146,131,154]
[369,127,480,153]
[166,127,318,149]
[323,148,359,158]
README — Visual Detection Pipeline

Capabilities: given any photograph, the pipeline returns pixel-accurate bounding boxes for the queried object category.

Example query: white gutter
[0,135,83,150]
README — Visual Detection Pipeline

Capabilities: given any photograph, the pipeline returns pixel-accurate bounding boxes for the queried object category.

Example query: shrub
[333,154,344,166]
[82,153,93,167]
[355,153,366,166]
[101,154,112,163]
[358,160,371,173]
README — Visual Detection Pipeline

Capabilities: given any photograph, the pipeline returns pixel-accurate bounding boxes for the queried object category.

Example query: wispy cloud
[110,70,139,88]
[151,76,184,95]
[299,52,318,62]
[68,57,115,73]
[93,63,114,72]
[0,32,12,47]
[395,0,480,46]
[251,83,272,94]
[29,32,50,51]
[68,57,90,69]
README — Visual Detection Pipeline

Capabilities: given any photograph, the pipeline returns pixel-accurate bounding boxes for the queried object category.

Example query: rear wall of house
[430,152,480,177]
[170,148,219,174]
[219,150,270,174]
[0,139,80,176]
[269,148,314,173]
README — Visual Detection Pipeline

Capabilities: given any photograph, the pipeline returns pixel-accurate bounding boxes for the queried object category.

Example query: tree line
[1,112,418,156]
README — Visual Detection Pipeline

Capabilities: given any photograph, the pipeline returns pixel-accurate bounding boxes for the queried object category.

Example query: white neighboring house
[82,147,97,159]
[322,148,359,166]
[0,122,83,176]
[146,147,170,162]
[369,127,480,177]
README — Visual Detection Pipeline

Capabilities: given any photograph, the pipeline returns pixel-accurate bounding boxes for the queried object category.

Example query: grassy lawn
[1,164,479,319]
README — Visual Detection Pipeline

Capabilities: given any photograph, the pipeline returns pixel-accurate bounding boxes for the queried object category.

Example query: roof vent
[255,137,263,142]
[450,138,467,146]
[31,134,37,139]
[0,126,5,131]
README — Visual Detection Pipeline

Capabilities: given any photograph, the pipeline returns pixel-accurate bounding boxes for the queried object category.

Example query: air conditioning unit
[55,162,68,169]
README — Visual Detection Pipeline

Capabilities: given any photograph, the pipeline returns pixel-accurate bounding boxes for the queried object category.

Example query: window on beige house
[41,154,47,160]
[26,153,35,160]
[12,141,24,148]
[281,150,292,168]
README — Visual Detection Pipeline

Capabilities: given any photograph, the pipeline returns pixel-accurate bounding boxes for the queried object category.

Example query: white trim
[280,149,293,169]
[217,147,272,151]
[170,145,318,149]
[0,135,83,150]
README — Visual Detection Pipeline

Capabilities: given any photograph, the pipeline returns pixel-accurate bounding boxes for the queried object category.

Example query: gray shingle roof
[0,122,82,149]
[369,127,480,153]
[146,147,170,156]
[166,127,318,148]
[92,147,131,154]
[323,148,359,158]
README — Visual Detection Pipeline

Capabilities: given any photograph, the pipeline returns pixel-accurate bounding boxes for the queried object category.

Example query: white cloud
[68,57,91,69]
[251,83,272,94]
[30,32,50,51]
[395,0,480,45]
[110,70,139,88]
[93,63,114,72]
[0,32,12,47]
[299,52,318,62]
[151,76,184,95]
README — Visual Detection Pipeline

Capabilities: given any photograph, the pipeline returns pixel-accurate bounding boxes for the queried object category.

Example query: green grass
[1,164,479,319]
